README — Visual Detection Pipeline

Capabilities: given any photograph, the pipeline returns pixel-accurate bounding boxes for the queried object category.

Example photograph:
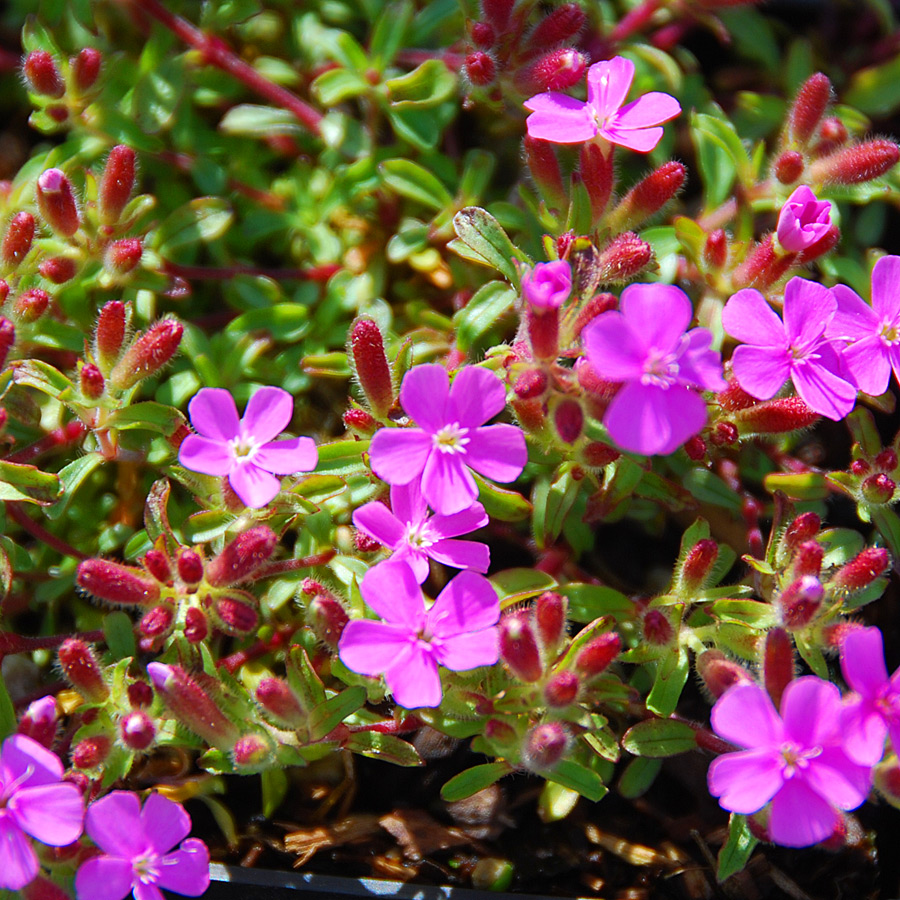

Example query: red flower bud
[470,21,495,47]
[481,0,514,31]
[795,223,840,263]
[522,721,569,771]
[788,73,831,146]
[0,318,14,371]
[732,234,795,289]
[79,363,105,400]
[535,591,567,652]
[525,136,567,210]
[731,396,820,435]
[464,51,496,87]
[354,529,382,552]
[609,161,686,232]
[120,709,156,750]
[525,3,586,51]
[578,142,615,224]
[177,548,204,587]
[39,256,77,284]
[484,718,517,748]
[109,319,183,390]
[710,421,738,446]
[46,105,68,123]
[308,593,349,648]
[232,733,273,769]
[72,735,112,769]
[762,627,793,710]
[774,150,805,184]
[553,398,583,444]
[513,368,548,400]
[343,407,377,435]
[575,631,621,677]
[99,145,137,225]
[94,300,126,372]
[14,288,50,324]
[876,448,897,471]
[140,605,174,638]
[349,317,393,416]
[813,116,847,156]
[643,609,674,645]
[861,472,896,504]
[17,696,58,748]
[679,539,718,594]
[58,638,109,702]
[104,238,143,275]
[594,232,653,283]
[1,211,35,269]
[128,680,154,707]
[571,293,617,341]
[544,670,579,707]
[791,540,823,578]
[511,395,546,432]
[778,575,823,630]
[703,229,728,269]
[256,677,305,727]
[850,459,871,476]
[36,169,80,237]
[71,48,102,91]
[782,512,820,555]
[580,441,619,468]
[516,48,587,94]
[77,558,161,606]
[832,547,891,592]
[22,51,65,98]
[205,526,277,587]
[212,592,259,635]
[683,435,706,461]
[696,650,752,698]
[184,606,209,643]
[809,139,900,185]
[140,549,170,585]
[499,611,543,682]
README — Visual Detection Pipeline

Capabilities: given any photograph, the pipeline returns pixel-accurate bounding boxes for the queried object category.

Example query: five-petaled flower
[722,276,857,420]
[179,386,318,509]
[827,255,900,397]
[582,283,726,456]
[368,365,527,515]
[338,561,500,709]
[0,734,85,891]
[75,791,210,900]
[707,677,871,848]
[353,481,489,583]
[524,56,681,151]
[776,185,832,253]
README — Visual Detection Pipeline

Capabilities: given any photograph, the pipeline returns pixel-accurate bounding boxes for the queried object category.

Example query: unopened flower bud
[877,448,898,471]
[761,627,793,710]
[796,223,840,263]
[499,611,543,682]
[832,547,891,592]
[774,150,805,185]
[696,650,752,699]
[39,256,77,284]
[544,670,579,707]
[120,709,155,750]
[553,398,583,444]
[776,185,832,253]
[732,234,794,289]
[77,558,161,606]
[683,435,706,461]
[79,363,104,400]
[581,441,619,468]
[809,139,900,185]
[608,161,686,233]
[109,319,183,390]
[571,292,617,341]
[205,526,277,587]
[1,211,35,269]
[232,733,274,770]
[484,718,517,749]
[17,696,58,748]
[94,300,126,372]
[522,721,568,771]
[535,591,567,652]
[525,3,586,51]
[513,368,548,400]
[104,238,143,275]
[813,116,847,156]
[578,141,615,224]
[525,136,567,209]
[128,681,154,707]
[256,677,305,727]
[732,396,820,435]
[139,605,174,638]
[594,232,653,283]
[862,472,896,504]
[72,735,112,769]
[481,0,515,31]
[778,575,823,629]
[850,458,871,476]
[679,539,718,594]
[36,169,80,237]
[643,609,674,645]
[343,407,377,435]
[147,662,239,748]
[349,317,393,416]
[14,288,50,324]
[788,73,832,146]
[58,638,108,702]
[464,51,496,87]
[71,48,102,91]
[575,631,621,677]
[782,511,820,555]
[308,593,349,648]
[99,145,137,225]
[0,317,12,370]
[183,606,209,643]
[515,48,587,94]
[177,548,204,587]
[709,421,738,446]
[703,229,727,269]
[791,539,823,578]
[142,549,171,584]
[22,51,65,98]
[511,395,546,432]
[212,592,259,635]
[470,21,495,47]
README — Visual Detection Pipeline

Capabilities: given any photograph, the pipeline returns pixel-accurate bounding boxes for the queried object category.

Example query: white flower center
[641,347,679,388]
[432,422,470,455]
[404,520,435,549]
[229,432,258,461]
[879,318,899,345]
[133,853,161,885]
[779,740,821,778]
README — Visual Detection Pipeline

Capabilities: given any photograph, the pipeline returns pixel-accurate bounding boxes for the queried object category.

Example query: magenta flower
[524,56,681,151]
[581,283,726,456]
[368,365,527,515]
[338,561,500,709]
[776,185,832,253]
[178,386,317,509]
[521,260,572,310]
[707,678,871,848]
[0,734,84,891]
[353,480,489,583]
[75,791,210,900]
[827,255,900,396]
[839,627,900,766]
[722,276,857,420]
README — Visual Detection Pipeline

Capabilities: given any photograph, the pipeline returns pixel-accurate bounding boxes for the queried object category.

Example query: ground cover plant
[2,0,900,897]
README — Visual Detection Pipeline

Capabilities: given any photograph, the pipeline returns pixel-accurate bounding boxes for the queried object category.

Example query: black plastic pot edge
[172,863,587,900]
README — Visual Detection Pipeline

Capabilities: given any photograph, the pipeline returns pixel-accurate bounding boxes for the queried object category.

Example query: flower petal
[339,620,415,677]
[429,503,489,540]
[464,424,527,484]
[133,883,165,900]
[612,92,681,131]
[75,855,136,900]
[241,386,293,444]
[228,462,281,509]
[360,559,425,625]
[10,782,84,846]
[178,435,234,477]
[871,254,900,322]
[187,388,240,442]
[840,627,889,697]
[582,312,646,381]
[85,791,144,857]
[619,283,692,354]
[524,93,597,144]
[677,329,727,391]
[390,480,428,525]
[829,284,879,341]
[393,546,431,583]
[0,734,65,788]
[781,676,842,748]
[600,123,665,153]
[782,277,835,346]
[791,351,857,420]
[253,437,317,475]
[707,747,784,814]
[156,838,210,897]
[448,367,507,427]
[768,778,838,847]
[427,569,500,637]
[586,57,634,120]
[842,335,891,396]
[841,697,888,766]
[369,428,432,485]
[353,500,405,548]
[436,628,499,672]
[422,450,478,515]
[730,344,791,400]
[711,683,783,749]
[427,538,490,574]
[386,644,442,709]
[399,365,450,433]
[0,814,39,891]
[141,793,190,855]
[722,289,787,347]
[804,747,872,810]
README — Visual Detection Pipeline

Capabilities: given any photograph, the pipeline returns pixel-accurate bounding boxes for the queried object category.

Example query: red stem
[609,0,663,42]
[5,502,88,560]
[247,550,338,582]
[0,629,104,659]
[218,624,299,674]
[163,262,340,284]
[348,715,423,735]
[5,422,87,465]
[124,0,323,136]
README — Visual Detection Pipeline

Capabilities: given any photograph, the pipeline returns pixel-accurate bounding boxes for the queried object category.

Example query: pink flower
[581,283,726,456]
[708,678,871,847]
[827,255,900,396]
[178,386,317,509]
[722,276,857,420]
[521,260,571,310]
[0,734,85,891]
[839,626,900,765]
[368,365,527,515]
[75,791,210,900]
[338,561,500,709]
[776,185,832,253]
[523,56,681,151]
[353,480,489,583]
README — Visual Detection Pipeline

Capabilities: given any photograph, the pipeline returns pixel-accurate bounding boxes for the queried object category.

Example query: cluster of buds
[829,422,900,515]
[75,526,277,652]
[462,1,588,100]
[21,48,103,129]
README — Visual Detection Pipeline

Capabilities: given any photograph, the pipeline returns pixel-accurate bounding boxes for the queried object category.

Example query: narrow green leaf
[386,59,456,108]
[621,718,697,757]
[546,759,608,802]
[154,198,234,255]
[311,69,369,106]
[449,207,529,284]
[617,757,662,799]
[441,761,511,801]
[646,647,689,717]
[344,732,423,767]
[491,567,557,607]
[717,814,758,882]
[104,611,137,660]
[0,461,60,505]
[380,159,453,211]
[46,453,104,521]
[308,686,366,741]
[453,281,517,351]
[0,669,15,740]
[473,472,531,522]
[219,105,304,138]
[557,583,632,624]
[261,768,289,818]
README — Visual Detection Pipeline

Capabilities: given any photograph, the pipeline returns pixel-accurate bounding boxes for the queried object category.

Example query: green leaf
[344,732,423,766]
[558,583,632,624]
[0,668,15,740]
[546,759,608,802]
[104,611,137,660]
[844,54,900,117]
[380,159,453,211]
[692,111,753,186]
[473,472,531,522]
[261,767,288,819]
[872,507,900,559]
[183,509,234,544]
[0,461,60,505]
[10,359,75,398]
[107,402,186,436]
[763,471,829,501]
[621,719,697,757]
[46,453,104,520]
[717,814,757,882]
[646,647,689,717]
[225,304,309,341]
[388,106,441,150]
[691,115,737,211]
[441,761,512,801]
[308,686,366,741]
[682,467,743,513]
[449,207,528,285]
[617,757,662,799]
[453,281,517,351]
[370,0,413,69]
[532,467,581,550]
[0,544,11,607]
[154,198,234,256]
[386,59,456,108]
[491,568,557,607]
[287,647,326,713]
[311,69,370,106]
[219,104,305,138]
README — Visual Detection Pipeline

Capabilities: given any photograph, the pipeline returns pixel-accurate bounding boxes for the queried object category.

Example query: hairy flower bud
[696,650,752,699]
[543,670,579,707]
[774,150,804,185]
[94,300,126,372]
[142,549,171,584]
[809,139,900,185]
[99,145,137,225]
[850,459,871,476]
[470,21,495,47]
[513,368,548,400]
[71,47,102,91]
[831,547,891,592]
[813,116,847,156]
[17,695,58,748]
[22,51,65,98]
[109,319,183,390]
[343,407,377,435]
[876,448,898,471]
[522,722,568,771]
[128,681,154,707]
[58,638,109,702]
[464,51,496,87]
[579,141,615,224]
[72,735,112,770]
[139,605,174,638]
[212,592,259,635]
[120,709,156,751]
[177,548,204,587]
[525,3,586,51]
[535,591,567,652]
[484,718,517,749]
[795,224,840,263]
[594,232,653,283]
[36,169,79,237]
[183,606,209,643]
[77,558,161,606]
[1,211,35,269]
[205,526,277,587]
[862,472,896,505]
[499,611,543,682]
[571,293,617,341]
[732,234,794,289]
[575,631,620,677]
[553,398,583,444]
[308,593,349,648]
[39,256,77,284]
[703,229,727,269]
[608,161,686,232]
[787,73,831,147]
[481,0,514,30]
[679,539,718,594]
[349,317,393,416]
[79,363,105,401]
[525,136,567,209]
[14,288,50,324]
[515,48,587,94]
[791,540,823,578]
[580,441,619,468]
[104,238,143,275]
[778,575,823,629]
[761,627,793,710]
[0,317,12,369]
[256,677,305,727]
[683,435,706,461]
[232,733,274,770]
[731,396,820,435]
[642,609,674,645]
[782,512,821,556]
